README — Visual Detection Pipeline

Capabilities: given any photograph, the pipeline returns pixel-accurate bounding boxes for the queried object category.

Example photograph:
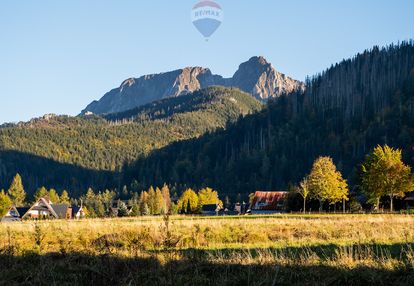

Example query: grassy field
[1,214,414,285]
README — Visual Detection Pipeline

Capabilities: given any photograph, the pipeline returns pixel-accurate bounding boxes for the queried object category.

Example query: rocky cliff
[82,57,303,115]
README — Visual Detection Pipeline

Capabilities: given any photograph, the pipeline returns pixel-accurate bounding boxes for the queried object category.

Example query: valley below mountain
[1,42,414,199]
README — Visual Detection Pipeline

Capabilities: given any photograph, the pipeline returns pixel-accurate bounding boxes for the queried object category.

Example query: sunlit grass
[1,214,413,285]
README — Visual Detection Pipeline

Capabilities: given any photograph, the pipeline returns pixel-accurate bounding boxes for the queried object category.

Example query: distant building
[201,204,221,216]
[234,202,248,215]
[405,193,414,209]
[22,197,72,220]
[72,206,87,219]
[1,197,86,222]
[250,191,288,214]
[1,206,30,222]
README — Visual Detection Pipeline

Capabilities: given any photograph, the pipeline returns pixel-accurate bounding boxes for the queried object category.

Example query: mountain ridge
[81,56,303,115]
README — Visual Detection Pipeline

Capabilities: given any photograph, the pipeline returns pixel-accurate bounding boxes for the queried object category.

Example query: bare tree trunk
[343,198,346,214]
[303,198,306,214]
[390,195,394,213]
[319,200,323,213]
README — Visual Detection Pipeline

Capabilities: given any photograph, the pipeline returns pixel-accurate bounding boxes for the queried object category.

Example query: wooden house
[22,197,72,220]
[1,206,30,222]
[250,191,288,214]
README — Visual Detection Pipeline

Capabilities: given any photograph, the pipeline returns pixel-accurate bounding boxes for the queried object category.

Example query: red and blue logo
[191,1,223,39]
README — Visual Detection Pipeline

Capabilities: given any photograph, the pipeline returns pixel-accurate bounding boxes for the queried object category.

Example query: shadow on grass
[175,242,414,260]
[0,243,413,286]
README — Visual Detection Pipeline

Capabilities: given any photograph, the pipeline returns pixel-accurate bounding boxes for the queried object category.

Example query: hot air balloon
[191,1,223,39]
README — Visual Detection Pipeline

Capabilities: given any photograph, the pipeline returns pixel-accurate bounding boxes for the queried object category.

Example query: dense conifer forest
[125,41,414,198]
[0,87,262,196]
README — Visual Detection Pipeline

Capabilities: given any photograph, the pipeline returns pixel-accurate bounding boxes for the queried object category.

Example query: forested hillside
[1,42,413,200]
[0,87,262,196]
[124,41,414,198]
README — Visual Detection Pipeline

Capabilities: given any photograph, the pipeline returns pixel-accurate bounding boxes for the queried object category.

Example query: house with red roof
[250,191,288,214]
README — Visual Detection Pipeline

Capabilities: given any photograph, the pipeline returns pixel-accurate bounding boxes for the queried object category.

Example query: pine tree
[60,190,70,205]
[121,185,129,200]
[8,174,26,206]
[130,202,140,216]
[48,189,60,203]
[225,196,231,209]
[118,201,129,217]
[147,186,156,215]
[0,190,12,217]
[34,186,49,202]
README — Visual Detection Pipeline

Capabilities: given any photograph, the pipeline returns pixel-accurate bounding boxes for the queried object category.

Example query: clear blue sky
[1,0,413,123]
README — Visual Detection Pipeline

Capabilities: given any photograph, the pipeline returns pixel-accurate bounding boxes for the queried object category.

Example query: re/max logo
[194,10,221,18]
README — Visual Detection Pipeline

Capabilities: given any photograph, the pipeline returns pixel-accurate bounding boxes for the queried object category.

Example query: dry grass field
[1,214,414,285]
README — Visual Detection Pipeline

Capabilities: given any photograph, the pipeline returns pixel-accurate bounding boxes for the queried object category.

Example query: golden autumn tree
[361,145,414,212]
[308,156,348,212]
[177,188,198,214]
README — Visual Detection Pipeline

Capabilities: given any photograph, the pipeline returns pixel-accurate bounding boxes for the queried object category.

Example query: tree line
[293,145,413,213]
[0,174,223,218]
[1,144,412,218]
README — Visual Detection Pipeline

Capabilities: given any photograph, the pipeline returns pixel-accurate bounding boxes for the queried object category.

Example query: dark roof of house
[251,191,288,211]
[405,193,414,201]
[51,204,69,219]
[16,207,30,218]
[202,204,218,212]
[72,206,81,215]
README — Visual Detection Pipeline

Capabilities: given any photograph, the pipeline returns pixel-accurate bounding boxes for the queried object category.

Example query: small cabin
[1,206,30,222]
[250,191,288,214]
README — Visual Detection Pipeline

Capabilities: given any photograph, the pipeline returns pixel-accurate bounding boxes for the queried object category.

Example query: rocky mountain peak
[231,56,303,100]
[81,57,304,115]
[247,56,271,66]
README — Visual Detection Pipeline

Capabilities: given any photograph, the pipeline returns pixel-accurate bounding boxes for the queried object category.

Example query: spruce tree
[8,173,26,206]
[34,187,49,202]
[48,189,60,203]
[60,190,70,205]
[148,186,156,215]
[0,190,12,217]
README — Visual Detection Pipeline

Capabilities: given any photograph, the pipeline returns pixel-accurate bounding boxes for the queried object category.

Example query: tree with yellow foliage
[197,187,223,211]
[361,145,414,212]
[308,156,348,212]
[177,188,198,214]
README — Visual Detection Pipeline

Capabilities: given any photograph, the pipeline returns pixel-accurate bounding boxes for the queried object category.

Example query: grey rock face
[82,57,303,115]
